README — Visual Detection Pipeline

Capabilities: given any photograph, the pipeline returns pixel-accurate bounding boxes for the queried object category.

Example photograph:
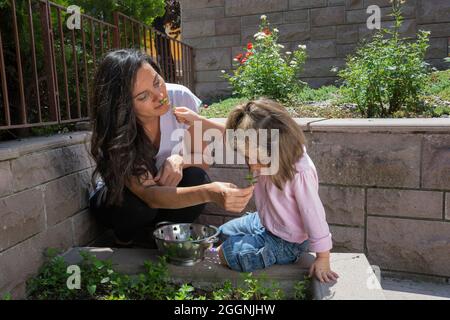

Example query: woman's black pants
[89,167,211,242]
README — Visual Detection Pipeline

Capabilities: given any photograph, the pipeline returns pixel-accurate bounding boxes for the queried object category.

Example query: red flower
[241,58,248,64]
[247,42,253,50]
[235,53,243,60]
[245,51,253,58]
[263,27,271,35]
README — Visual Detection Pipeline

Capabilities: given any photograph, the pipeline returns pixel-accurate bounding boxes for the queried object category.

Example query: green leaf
[87,284,97,296]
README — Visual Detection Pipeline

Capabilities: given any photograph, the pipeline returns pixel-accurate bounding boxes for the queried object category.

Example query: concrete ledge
[62,247,385,300]
[0,131,91,161]
[210,118,450,133]
[311,252,385,300]
[308,118,450,133]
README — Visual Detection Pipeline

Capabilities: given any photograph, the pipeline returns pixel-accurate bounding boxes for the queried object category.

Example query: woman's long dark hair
[90,49,161,206]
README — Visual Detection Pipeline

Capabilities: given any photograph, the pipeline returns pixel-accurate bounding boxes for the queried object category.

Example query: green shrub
[338,2,431,117]
[223,15,307,103]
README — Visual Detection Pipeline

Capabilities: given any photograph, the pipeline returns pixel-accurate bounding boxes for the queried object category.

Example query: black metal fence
[0,0,194,130]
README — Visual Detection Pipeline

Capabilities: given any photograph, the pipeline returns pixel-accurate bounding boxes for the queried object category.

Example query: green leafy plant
[211,273,285,300]
[337,1,431,117]
[245,171,258,186]
[223,15,307,103]
[27,248,308,300]
[1,293,12,301]
[293,276,311,300]
[212,280,235,300]
[237,273,284,300]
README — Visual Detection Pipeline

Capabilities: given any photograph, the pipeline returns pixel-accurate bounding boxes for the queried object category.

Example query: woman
[89,49,254,246]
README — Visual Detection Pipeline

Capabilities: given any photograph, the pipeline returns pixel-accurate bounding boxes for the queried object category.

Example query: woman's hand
[209,182,254,213]
[173,106,204,126]
[309,253,339,283]
[155,154,184,187]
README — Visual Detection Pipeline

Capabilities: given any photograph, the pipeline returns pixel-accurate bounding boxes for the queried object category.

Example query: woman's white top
[154,83,202,170]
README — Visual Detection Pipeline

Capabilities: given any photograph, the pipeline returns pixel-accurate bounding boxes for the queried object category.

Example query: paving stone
[311,26,337,40]
[311,6,345,26]
[367,189,443,219]
[367,216,450,277]
[289,0,327,10]
[183,6,224,22]
[225,0,288,17]
[0,187,45,252]
[0,161,13,197]
[320,185,365,227]
[421,134,450,190]
[195,48,231,71]
[182,20,215,39]
[215,17,241,35]
[283,10,309,24]
[417,0,450,24]
[330,225,365,253]
[306,132,421,188]
[0,219,73,298]
[241,12,283,27]
[72,209,102,246]
[179,0,224,9]
[44,174,81,227]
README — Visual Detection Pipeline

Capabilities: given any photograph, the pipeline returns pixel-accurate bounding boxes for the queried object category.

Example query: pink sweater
[254,150,333,253]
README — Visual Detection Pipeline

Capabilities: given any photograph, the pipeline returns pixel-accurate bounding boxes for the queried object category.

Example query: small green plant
[212,280,235,300]
[293,276,311,300]
[211,274,284,300]
[1,293,12,300]
[338,1,431,117]
[223,15,307,103]
[245,171,258,186]
[237,273,284,300]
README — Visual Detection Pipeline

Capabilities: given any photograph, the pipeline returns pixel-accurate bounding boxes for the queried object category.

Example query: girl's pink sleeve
[293,169,333,253]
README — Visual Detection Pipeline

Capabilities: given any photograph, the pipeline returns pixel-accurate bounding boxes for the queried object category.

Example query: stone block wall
[179,0,450,101]
[197,118,450,280]
[0,132,101,299]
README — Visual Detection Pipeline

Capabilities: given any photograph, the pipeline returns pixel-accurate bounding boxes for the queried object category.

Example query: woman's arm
[174,108,226,169]
[126,175,254,212]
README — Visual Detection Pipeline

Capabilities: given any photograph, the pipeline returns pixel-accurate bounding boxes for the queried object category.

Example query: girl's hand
[155,154,184,187]
[173,106,203,126]
[209,182,254,213]
[309,255,339,283]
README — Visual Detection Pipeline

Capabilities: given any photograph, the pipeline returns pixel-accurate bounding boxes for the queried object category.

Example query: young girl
[174,98,338,283]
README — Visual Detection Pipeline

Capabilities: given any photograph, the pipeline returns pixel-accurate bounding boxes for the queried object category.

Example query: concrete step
[381,277,450,300]
[62,247,385,300]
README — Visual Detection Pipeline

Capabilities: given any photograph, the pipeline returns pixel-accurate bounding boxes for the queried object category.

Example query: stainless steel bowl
[152,222,219,266]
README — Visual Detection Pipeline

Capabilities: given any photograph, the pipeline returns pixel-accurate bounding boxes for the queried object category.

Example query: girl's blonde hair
[226,98,306,189]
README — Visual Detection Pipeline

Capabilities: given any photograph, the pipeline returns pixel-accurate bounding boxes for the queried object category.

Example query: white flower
[278,44,285,48]
[254,32,267,40]
[330,67,339,72]
[260,15,267,20]
[290,61,298,67]
[233,58,239,62]
[273,28,279,33]
[221,70,226,74]
[298,44,307,50]
[286,51,292,55]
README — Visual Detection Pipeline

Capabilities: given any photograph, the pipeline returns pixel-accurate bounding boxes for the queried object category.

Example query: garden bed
[17,247,385,300]
[200,70,450,119]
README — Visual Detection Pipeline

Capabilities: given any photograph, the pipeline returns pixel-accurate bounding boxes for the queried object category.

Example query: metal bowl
[152,222,219,266]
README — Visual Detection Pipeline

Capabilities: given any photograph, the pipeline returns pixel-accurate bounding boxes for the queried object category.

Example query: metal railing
[0,0,195,131]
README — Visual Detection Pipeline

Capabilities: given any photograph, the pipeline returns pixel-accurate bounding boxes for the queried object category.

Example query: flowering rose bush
[222,16,307,102]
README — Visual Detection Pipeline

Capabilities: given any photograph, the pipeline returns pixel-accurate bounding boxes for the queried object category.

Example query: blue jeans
[219,212,309,272]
